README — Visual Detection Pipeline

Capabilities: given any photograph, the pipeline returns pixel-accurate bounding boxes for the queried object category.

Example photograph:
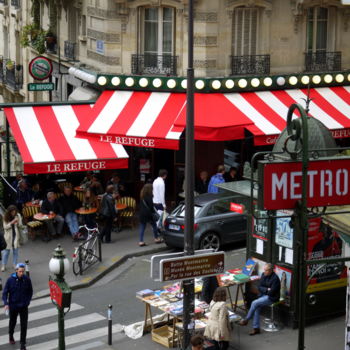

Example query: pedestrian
[58,185,81,240]
[40,192,65,239]
[239,263,281,335]
[138,183,162,247]
[99,185,117,243]
[153,169,168,212]
[200,276,219,304]
[188,334,205,350]
[2,262,33,350]
[207,165,226,193]
[15,181,33,212]
[89,174,104,196]
[204,287,232,350]
[2,205,22,271]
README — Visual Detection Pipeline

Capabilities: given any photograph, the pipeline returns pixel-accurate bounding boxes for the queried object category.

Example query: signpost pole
[183,0,195,347]
[58,307,65,350]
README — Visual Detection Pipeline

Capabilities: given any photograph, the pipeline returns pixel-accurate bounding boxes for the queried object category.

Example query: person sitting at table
[81,188,99,229]
[58,185,81,240]
[204,287,232,350]
[107,173,126,198]
[89,174,104,196]
[80,171,93,189]
[32,183,45,201]
[15,180,33,212]
[239,263,281,335]
[40,192,65,239]
[99,185,117,243]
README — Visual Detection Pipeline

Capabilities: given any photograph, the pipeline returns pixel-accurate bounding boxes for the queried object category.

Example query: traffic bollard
[25,260,30,278]
[108,304,112,345]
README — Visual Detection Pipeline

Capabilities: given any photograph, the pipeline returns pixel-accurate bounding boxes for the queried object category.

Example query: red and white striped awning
[227,86,350,145]
[4,104,129,174]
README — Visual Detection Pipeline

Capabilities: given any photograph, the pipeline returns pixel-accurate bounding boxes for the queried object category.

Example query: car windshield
[173,204,202,218]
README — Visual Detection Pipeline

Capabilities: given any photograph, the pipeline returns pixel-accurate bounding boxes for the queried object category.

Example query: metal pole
[5,119,10,179]
[58,307,65,350]
[108,304,112,345]
[183,0,195,348]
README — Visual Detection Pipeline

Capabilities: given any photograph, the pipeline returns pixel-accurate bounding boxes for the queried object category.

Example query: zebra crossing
[0,297,124,349]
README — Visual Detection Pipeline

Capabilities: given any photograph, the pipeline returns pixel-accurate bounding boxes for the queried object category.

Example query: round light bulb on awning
[251,78,260,88]
[225,79,234,89]
[263,77,272,87]
[97,76,107,86]
[195,80,205,90]
[348,74,350,82]
[167,79,177,89]
[289,76,298,85]
[276,77,285,86]
[324,74,333,83]
[212,80,221,90]
[301,75,310,85]
[111,77,121,86]
[139,78,149,87]
[238,79,247,88]
[125,77,135,87]
[335,74,344,83]
[152,78,162,88]
[312,75,321,84]
[181,79,187,89]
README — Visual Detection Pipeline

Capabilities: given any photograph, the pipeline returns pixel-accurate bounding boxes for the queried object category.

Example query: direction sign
[159,252,225,282]
[258,158,350,210]
[28,83,54,91]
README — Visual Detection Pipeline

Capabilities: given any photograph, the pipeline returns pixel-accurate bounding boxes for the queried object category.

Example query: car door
[205,199,247,244]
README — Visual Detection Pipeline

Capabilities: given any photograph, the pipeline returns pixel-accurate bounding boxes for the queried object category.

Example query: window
[232,7,258,56]
[207,200,232,216]
[307,7,328,53]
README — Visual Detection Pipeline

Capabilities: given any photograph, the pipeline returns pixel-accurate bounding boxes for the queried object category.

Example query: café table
[74,186,85,192]
[25,201,41,208]
[33,212,56,221]
[75,207,98,215]
[116,203,127,211]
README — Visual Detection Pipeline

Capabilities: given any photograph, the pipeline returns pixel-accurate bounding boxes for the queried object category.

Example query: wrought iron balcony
[64,41,76,60]
[0,57,4,83]
[231,54,270,75]
[10,0,19,8]
[304,51,341,72]
[5,63,23,90]
[131,54,177,76]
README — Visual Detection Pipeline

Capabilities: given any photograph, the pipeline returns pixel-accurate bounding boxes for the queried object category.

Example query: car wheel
[200,232,221,251]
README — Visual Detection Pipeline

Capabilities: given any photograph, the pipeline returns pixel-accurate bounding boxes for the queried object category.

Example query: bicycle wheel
[72,248,85,275]
[85,237,98,264]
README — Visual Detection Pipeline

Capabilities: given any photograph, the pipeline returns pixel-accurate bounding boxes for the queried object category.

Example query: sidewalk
[0,226,168,300]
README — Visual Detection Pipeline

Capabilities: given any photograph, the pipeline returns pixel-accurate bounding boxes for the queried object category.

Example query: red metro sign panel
[258,158,350,210]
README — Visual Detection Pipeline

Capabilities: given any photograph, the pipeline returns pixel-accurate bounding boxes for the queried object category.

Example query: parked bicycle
[72,225,102,275]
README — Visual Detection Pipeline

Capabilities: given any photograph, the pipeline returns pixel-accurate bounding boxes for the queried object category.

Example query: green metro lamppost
[49,245,72,350]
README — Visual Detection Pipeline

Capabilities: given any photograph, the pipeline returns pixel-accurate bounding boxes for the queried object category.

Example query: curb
[32,245,169,300]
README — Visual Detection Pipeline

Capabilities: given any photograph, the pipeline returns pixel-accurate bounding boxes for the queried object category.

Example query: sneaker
[1,265,5,272]
[9,336,15,344]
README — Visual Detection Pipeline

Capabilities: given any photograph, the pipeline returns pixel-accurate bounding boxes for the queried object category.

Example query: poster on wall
[140,159,150,174]
[253,210,269,241]
[274,265,292,306]
[307,217,347,293]
[275,210,293,249]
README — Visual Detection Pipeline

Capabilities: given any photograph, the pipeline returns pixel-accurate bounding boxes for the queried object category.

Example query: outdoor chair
[22,206,44,240]
[117,196,136,229]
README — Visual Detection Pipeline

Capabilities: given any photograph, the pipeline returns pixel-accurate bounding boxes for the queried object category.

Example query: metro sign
[258,158,350,210]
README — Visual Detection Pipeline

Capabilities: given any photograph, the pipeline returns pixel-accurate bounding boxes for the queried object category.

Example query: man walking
[239,263,280,335]
[208,165,226,193]
[153,169,168,212]
[2,263,33,350]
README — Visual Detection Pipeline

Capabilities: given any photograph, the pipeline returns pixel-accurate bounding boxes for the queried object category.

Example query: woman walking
[138,183,162,247]
[2,205,22,271]
[204,287,232,350]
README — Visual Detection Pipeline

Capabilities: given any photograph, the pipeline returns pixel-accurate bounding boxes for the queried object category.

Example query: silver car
[163,193,248,251]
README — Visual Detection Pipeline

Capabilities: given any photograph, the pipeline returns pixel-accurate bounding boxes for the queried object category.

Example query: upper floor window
[307,7,328,53]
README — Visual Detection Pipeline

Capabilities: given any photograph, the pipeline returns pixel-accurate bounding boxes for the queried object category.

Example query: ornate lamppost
[49,245,72,350]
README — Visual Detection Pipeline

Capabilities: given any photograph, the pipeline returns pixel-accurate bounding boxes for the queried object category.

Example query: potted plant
[5,60,14,70]
[20,24,47,54]
[45,30,56,44]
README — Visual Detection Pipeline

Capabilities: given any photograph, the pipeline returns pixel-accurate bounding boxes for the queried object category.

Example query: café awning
[4,104,129,174]
[76,90,254,149]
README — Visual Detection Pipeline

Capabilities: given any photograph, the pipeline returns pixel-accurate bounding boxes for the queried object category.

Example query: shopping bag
[157,210,168,231]
[19,226,28,245]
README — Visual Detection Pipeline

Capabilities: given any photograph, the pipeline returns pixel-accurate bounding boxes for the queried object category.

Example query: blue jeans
[2,248,19,266]
[139,221,159,242]
[246,295,272,329]
[65,213,79,236]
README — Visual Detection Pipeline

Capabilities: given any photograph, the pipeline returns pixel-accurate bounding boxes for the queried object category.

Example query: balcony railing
[10,0,19,8]
[4,62,23,90]
[304,51,341,72]
[0,58,4,83]
[131,54,178,76]
[231,54,270,75]
[64,41,76,60]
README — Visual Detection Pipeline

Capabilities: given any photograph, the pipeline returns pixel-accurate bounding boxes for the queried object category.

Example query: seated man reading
[239,263,281,335]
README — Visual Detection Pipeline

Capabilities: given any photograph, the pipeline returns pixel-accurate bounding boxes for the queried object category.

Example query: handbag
[143,200,160,223]
[19,225,28,245]
[0,234,6,251]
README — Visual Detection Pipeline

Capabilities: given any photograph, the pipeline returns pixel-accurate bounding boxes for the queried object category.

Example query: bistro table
[25,201,41,208]
[116,203,127,211]
[33,213,56,221]
[75,207,98,215]
[74,186,85,192]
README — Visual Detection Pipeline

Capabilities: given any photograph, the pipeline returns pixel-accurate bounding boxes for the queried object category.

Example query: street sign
[258,158,350,210]
[28,83,54,91]
[151,249,214,281]
[29,56,53,80]
[49,280,63,308]
[159,251,225,282]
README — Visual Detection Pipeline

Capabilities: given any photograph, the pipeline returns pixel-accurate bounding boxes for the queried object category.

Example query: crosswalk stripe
[68,340,106,350]
[29,297,52,308]
[0,313,105,345]
[27,325,122,350]
[0,303,84,329]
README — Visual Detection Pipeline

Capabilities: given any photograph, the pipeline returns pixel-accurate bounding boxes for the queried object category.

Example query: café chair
[116,196,136,228]
[74,190,84,202]
[22,206,44,240]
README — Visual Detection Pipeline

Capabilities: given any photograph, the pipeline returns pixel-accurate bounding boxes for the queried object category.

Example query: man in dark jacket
[99,185,117,243]
[58,186,81,239]
[239,263,280,335]
[40,192,65,239]
[2,263,33,350]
